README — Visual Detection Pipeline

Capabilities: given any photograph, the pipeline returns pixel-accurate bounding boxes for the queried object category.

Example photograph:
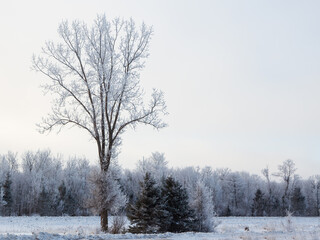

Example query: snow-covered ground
[1,216,320,239]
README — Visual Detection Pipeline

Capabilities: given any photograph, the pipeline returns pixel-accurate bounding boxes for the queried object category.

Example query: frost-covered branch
[33,14,167,231]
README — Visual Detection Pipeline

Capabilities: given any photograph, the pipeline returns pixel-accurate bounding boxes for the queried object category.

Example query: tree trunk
[99,143,112,232]
[101,208,108,232]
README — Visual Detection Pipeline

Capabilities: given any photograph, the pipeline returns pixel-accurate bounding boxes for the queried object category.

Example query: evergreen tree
[127,172,162,233]
[291,187,306,216]
[156,176,171,233]
[2,172,12,216]
[57,181,77,216]
[224,205,231,216]
[269,196,281,216]
[64,191,77,216]
[38,187,52,216]
[160,176,195,232]
[57,181,67,215]
[251,189,265,216]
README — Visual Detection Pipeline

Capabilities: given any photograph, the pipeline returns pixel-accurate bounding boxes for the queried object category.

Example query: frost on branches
[137,152,168,182]
[190,180,218,232]
[32,14,167,231]
[87,165,127,216]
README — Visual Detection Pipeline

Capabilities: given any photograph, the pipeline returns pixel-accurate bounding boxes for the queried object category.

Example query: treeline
[0,150,319,222]
[0,151,91,216]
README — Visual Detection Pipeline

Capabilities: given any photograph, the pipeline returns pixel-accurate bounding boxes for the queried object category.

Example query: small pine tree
[38,187,52,216]
[57,181,67,215]
[269,196,281,216]
[225,205,231,216]
[2,173,12,216]
[58,181,78,216]
[64,191,77,216]
[251,189,265,216]
[291,187,306,216]
[127,172,162,233]
[160,176,195,232]
[0,187,4,214]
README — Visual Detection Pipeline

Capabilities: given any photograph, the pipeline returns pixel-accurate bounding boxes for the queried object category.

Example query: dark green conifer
[58,181,77,216]
[2,172,12,216]
[38,187,52,216]
[251,189,265,216]
[160,176,195,232]
[225,205,231,216]
[64,191,77,216]
[291,187,306,216]
[127,172,162,233]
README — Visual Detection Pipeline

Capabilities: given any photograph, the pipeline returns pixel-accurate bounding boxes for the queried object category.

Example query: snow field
[1,216,320,239]
[0,216,101,235]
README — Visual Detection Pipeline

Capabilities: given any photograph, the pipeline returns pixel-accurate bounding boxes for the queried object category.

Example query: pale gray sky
[1,0,320,177]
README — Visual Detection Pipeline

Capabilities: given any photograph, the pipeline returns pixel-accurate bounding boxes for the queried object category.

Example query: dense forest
[0,150,319,223]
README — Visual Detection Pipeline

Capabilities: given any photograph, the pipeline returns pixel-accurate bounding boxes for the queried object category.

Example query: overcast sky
[1,0,320,177]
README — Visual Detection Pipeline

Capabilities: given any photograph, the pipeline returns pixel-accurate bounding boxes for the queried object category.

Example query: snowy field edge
[1,216,320,239]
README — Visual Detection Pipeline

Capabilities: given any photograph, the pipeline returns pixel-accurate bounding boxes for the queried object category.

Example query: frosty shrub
[283,210,294,232]
[87,167,127,216]
[137,152,168,182]
[190,179,219,232]
[109,215,127,234]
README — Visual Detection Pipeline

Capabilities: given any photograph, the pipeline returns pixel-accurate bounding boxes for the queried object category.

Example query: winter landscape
[1,152,320,239]
[2,1,320,239]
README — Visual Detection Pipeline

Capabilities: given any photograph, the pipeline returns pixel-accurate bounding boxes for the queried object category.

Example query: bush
[109,215,127,234]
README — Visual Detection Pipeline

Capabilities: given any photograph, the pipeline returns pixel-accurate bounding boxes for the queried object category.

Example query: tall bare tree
[32,15,167,231]
[273,159,297,215]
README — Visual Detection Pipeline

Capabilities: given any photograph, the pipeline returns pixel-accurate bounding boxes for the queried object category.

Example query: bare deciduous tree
[32,14,167,231]
[273,159,297,215]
